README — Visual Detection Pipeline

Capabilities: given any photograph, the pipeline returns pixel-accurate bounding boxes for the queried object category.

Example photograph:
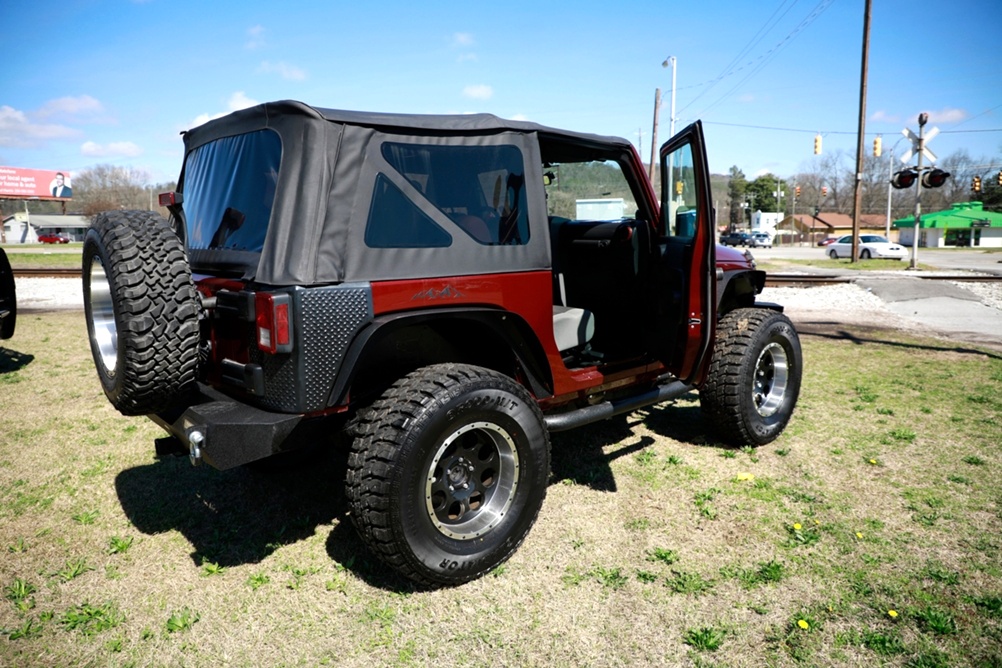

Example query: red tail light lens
[254,292,293,354]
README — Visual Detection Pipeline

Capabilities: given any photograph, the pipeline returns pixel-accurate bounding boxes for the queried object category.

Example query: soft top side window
[364,142,530,248]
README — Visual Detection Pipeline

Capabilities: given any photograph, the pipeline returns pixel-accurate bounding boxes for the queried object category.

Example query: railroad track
[13,267,1002,286]
[13,268,81,278]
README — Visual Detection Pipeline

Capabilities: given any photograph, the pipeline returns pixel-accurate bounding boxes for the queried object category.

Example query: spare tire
[83,210,200,416]
[0,248,15,340]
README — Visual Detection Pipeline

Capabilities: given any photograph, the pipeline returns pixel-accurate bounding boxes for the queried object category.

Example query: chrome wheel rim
[752,342,789,417]
[425,421,519,540]
[88,257,118,376]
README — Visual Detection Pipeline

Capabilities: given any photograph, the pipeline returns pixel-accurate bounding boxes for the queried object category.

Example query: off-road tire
[0,248,15,340]
[82,210,199,416]
[700,308,802,446]
[346,363,549,587]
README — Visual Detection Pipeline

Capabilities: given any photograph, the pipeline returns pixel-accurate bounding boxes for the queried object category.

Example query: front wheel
[829,249,839,260]
[700,308,803,446]
[861,249,871,260]
[346,364,550,587]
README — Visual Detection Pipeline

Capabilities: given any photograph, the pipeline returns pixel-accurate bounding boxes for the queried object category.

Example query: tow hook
[188,430,205,467]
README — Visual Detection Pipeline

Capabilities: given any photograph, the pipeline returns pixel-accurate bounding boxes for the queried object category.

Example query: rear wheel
[701,308,802,445]
[346,363,549,587]
[83,210,200,415]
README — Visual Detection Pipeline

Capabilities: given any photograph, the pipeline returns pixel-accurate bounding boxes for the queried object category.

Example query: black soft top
[179,100,635,286]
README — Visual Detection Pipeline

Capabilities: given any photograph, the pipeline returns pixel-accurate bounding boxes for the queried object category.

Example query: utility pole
[648,88,661,182]
[850,0,872,263]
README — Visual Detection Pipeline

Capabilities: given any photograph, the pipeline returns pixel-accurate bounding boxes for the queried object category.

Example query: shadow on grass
[115,441,352,568]
[795,321,1002,360]
[0,347,34,374]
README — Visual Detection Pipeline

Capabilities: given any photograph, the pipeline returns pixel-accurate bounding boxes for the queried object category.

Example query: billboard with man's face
[0,166,73,199]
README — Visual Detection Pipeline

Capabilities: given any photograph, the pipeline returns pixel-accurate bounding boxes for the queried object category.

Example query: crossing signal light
[891,169,918,189]
[921,168,950,189]
[972,176,982,192]
[873,136,882,157]
[813,134,822,155]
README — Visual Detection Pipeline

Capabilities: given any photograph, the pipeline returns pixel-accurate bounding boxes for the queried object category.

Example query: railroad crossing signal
[899,125,939,164]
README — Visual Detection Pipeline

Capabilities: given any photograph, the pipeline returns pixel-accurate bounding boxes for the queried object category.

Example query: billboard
[0,166,73,199]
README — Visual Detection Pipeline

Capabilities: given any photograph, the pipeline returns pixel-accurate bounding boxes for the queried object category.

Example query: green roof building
[892,201,1002,248]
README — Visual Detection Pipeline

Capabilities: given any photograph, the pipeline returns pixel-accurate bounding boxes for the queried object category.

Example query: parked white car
[827,234,906,260]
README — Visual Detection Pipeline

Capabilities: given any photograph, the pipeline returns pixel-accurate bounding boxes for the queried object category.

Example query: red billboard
[0,166,73,199]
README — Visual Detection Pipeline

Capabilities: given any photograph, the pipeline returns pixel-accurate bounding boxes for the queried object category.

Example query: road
[750,245,1002,349]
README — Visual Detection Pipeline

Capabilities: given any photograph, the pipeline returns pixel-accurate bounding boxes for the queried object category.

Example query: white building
[2,214,90,244]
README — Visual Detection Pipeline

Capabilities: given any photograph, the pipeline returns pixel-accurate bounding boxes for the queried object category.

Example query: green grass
[2,247,83,269]
[1,312,1001,666]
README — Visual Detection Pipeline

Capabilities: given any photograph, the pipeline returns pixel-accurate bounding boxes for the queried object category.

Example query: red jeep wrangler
[82,101,801,586]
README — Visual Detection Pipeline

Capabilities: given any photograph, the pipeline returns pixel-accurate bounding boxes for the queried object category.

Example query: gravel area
[950,281,1002,311]
[13,278,84,310]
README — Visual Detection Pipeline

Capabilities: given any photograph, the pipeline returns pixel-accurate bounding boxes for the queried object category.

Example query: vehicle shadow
[114,403,722,592]
[0,347,34,374]
[114,441,352,568]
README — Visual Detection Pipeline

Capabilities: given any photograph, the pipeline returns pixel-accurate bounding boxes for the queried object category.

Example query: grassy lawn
[1,312,1000,667]
[757,257,939,272]
[2,245,83,270]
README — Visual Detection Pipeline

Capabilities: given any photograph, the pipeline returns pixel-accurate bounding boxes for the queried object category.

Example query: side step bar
[544,380,693,433]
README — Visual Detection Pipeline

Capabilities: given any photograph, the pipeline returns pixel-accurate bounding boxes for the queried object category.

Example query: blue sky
[2,0,1000,186]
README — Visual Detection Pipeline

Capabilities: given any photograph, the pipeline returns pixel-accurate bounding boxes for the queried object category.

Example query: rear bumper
[150,383,304,470]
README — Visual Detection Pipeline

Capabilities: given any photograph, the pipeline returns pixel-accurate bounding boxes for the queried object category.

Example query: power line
[703,120,1002,136]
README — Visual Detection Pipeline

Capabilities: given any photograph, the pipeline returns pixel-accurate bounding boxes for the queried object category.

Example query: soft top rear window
[181,129,281,253]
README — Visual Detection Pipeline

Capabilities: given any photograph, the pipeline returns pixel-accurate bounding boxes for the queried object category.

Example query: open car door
[658,121,715,385]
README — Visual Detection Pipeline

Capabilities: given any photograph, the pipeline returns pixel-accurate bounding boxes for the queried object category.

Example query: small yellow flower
[855,532,864,539]
[736,472,755,482]
[797,619,810,630]
[869,459,877,465]
[793,523,802,531]
[813,519,820,525]
[888,610,899,619]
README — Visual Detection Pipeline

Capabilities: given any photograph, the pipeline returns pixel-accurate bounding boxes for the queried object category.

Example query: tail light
[254,292,293,354]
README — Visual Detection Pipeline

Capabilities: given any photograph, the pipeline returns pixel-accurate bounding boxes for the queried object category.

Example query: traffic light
[795,185,801,198]
[821,186,828,197]
[891,169,918,189]
[972,176,982,193]
[813,134,822,155]
[998,170,1002,186]
[873,136,882,157]
[921,168,950,188]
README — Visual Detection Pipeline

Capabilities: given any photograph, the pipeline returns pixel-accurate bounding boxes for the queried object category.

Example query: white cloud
[0,105,80,148]
[246,25,266,49]
[189,92,260,128]
[258,60,307,81]
[36,95,104,118]
[927,107,967,124]
[870,110,899,123]
[452,32,475,47]
[80,140,143,158]
[510,113,530,122]
[462,84,493,100]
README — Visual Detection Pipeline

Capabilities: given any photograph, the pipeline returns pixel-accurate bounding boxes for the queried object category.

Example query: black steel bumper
[150,383,304,470]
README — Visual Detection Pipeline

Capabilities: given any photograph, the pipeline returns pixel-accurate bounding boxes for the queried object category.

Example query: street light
[661,56,677,138]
